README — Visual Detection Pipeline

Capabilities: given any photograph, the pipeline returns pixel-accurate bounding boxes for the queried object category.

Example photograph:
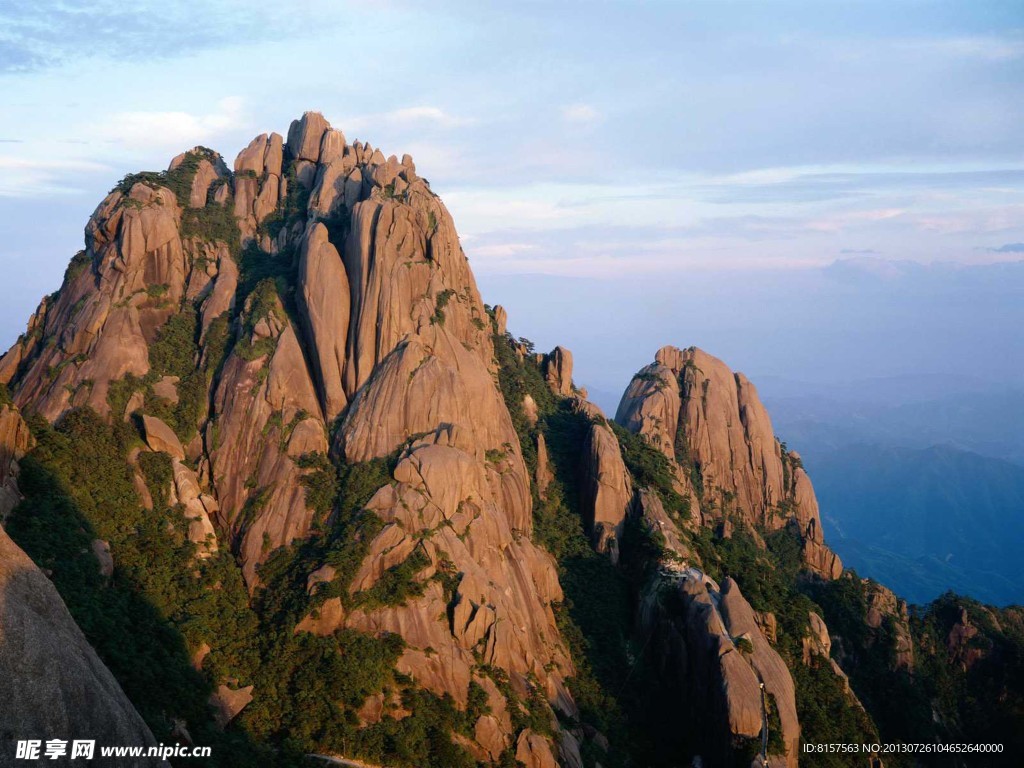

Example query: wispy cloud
[694,167,1024,205]
[467,242,540,259]
[0,0,351,73]
[914,205,1024,234]
[0,157,111,197]
[87,97,247,155]
[805,208,905,233]
[560,103,602,124]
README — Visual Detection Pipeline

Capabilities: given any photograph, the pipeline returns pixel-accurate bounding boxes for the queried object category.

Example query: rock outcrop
[542,346,573,396]
[863,580,915,671]
[209,292,328,585]
[946,607,982,671]
[297,222,350,421]
[209,684,254,729]
[645,570,800,768]
[718,578,800,766]
[341,432,573,715]
[616,346,842,579]
[535,432,553,498]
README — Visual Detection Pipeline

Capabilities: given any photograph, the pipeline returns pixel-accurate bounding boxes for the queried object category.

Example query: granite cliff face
[2,111,1012,768]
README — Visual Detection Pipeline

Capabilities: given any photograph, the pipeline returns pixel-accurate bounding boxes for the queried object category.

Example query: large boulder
[141,415,184,460]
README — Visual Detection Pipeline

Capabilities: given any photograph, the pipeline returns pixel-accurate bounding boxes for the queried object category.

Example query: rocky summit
[0,112,1022,768]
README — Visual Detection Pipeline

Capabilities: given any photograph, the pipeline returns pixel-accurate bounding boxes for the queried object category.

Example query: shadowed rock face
[0,529,162,767]
[0,405,159,767]
[616,344,842,578]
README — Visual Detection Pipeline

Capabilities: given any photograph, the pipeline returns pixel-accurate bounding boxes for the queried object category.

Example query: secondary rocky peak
[617,345,842,579]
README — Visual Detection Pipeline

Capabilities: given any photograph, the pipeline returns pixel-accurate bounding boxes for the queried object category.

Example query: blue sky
[1,0,1022,398]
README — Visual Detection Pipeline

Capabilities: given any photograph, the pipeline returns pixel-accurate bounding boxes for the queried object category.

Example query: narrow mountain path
[307,754,385,768]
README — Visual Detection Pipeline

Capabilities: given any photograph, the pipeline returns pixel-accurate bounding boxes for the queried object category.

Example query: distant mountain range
[806,444,1024,606]
[762,377,1024,466]
[762,377,1024,606]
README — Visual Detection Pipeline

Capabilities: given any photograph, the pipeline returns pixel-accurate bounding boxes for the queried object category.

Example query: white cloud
[343,106,475,133]
[0,157,109,172]
[388,106,473,127]
[560,103,601,124]
[89,96,246,154]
